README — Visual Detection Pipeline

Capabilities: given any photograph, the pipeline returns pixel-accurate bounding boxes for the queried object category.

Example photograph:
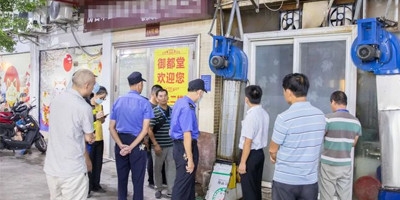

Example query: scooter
[0,99,47,153]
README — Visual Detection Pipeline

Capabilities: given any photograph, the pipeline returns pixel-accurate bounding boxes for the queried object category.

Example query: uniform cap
[188,78,207,93]
[128,71,146,85]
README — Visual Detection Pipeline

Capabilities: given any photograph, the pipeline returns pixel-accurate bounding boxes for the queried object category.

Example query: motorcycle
[0,98,47,153]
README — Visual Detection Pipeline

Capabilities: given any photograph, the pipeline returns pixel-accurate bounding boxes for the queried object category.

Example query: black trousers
[172,140,198,200]
[147,148,154,185]
[89,140,104,191]
[239,149,265,200]
[115,134,147,200]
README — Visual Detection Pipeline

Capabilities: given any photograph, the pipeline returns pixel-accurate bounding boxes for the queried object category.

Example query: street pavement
[0,147,272,200]
[0,148,172,200]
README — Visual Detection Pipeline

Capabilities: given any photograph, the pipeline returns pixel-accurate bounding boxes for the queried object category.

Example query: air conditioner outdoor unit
[26,10,49,34]
[48,1,75,23]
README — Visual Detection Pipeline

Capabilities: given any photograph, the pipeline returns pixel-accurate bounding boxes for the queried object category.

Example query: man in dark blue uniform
[170,78,207,200]
[109,71,154,200]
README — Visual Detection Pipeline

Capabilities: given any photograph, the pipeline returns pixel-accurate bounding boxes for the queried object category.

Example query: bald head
[72,69,95,87]
[72,69,96,97]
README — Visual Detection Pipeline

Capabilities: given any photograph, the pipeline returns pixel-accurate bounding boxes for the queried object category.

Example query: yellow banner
[153,47,189,105]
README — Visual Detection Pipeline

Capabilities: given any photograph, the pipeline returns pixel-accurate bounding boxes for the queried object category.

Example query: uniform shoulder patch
[188,103,195,110]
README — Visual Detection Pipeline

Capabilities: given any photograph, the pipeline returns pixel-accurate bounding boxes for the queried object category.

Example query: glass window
[117,49,149,97]
[255,44,293,182]
[299,41,346,113]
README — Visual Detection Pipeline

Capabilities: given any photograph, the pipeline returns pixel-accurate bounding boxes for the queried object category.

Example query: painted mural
[0,53,32,111]
[39,46,103,131]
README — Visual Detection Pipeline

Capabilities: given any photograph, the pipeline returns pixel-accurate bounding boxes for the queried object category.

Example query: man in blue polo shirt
[170,78,206,200]
[109,71,154,200]
[269,73,326,200]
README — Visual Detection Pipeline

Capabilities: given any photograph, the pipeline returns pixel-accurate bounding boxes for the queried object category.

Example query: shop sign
[83,0,213,32]
[153,47,189,105]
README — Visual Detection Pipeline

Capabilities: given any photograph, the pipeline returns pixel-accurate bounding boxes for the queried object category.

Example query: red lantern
[63,54,73,72]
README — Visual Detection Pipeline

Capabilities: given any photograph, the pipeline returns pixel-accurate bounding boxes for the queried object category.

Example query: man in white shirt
[238,85,270,200]
[44,69,96,200]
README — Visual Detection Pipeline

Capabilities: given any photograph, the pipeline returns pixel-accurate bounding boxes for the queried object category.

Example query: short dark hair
[156,88,168,97]
[330,90,347,105]
[245,85,262,104]
[151,84,163,94]
[282,73,309,97]
[96,86,108,96]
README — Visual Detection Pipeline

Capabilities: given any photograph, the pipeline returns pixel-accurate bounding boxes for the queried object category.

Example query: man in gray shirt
[44,69,96,200]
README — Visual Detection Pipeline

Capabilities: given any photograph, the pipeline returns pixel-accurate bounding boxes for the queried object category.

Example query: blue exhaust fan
[351,18,400,74]
[209,36,248,81]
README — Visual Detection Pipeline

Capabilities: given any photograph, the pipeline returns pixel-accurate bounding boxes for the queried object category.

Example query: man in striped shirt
[319,91,362,200]
[269,73,326,200]
[148,88,175,198]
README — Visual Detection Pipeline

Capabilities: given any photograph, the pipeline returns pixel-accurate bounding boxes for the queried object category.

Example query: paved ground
[0,147,272,200]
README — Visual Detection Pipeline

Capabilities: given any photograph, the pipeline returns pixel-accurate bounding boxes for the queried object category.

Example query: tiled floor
[0,148,272,200]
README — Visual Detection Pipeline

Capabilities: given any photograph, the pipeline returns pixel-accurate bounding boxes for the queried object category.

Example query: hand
[95,111,104,120]
[154,144,162,156]
[85,133,95,144]
[118,144,129,156]
[186,160,195,174]
[120,145,132,156]
[238,162,246,174]
[99,117,105,123]
[143,137,149,150]
[270,155,276,164]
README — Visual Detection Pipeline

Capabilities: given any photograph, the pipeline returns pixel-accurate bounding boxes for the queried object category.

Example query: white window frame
[244,26,358,114]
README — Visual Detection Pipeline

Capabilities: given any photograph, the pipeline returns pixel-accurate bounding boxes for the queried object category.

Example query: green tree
[0,0,46,52]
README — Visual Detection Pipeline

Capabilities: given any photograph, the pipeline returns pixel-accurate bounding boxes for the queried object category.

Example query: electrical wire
[264,0,284,12]
[69,23,101,57]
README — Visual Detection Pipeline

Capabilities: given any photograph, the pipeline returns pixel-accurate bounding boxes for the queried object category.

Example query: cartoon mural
[0,54,31,111]
[4,66,21,107]
[39,46,102,131]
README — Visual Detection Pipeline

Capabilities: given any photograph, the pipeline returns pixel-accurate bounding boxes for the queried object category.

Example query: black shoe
[155,191,162,199]
[92,187,106,193]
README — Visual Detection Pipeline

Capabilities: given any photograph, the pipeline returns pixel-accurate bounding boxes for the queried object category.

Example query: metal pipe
[219,6,225,36]
[363,0,367,19]
[235,1,244,41]
[395,0,399,24]
[225,0,238,37]
[208,1,221,36]
[249,0,260,13]
[385,0,393,19]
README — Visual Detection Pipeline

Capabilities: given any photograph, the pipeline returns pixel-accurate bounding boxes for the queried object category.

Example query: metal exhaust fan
[208,0,248,81]
[209,36,248,81]
[351,18,400,74]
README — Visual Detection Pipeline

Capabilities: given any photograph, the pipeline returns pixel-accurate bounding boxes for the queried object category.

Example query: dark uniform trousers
[172,140,199,200]
[115,133,147,200]
[240,149,265,200]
